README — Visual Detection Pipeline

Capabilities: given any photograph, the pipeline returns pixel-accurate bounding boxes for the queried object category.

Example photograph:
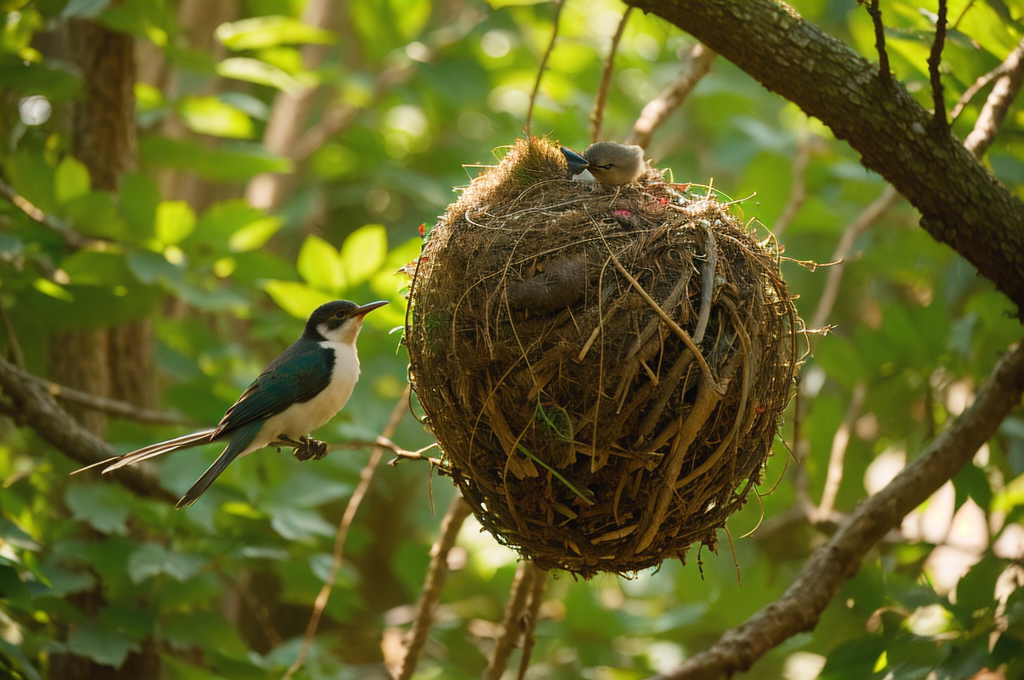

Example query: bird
[76,299,388,508]
[561,142,646,186]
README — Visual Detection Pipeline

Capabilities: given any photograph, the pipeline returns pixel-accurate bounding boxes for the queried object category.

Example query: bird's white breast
[249,341,360,453]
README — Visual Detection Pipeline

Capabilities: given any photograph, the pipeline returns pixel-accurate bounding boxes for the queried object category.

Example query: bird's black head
[303,300,388,343]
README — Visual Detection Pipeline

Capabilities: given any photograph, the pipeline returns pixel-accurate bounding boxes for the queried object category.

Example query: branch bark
[624,0,1024,314]
[0,355,174,502]
[650,338,1024,680]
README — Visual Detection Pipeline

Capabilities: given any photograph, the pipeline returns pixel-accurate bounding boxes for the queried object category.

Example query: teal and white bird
[78,299,387,508]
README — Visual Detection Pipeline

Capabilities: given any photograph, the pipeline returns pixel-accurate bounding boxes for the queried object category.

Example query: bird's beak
[354,300,388,317]
[561,147,589,179]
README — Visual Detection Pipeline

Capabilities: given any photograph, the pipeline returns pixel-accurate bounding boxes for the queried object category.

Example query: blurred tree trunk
[48,17,160,680]
[245,0,340,213]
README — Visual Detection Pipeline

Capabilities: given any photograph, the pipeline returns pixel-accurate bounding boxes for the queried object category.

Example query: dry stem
[281,385,411,680]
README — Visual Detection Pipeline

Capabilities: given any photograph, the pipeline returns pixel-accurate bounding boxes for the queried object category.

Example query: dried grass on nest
[406,137,801,577]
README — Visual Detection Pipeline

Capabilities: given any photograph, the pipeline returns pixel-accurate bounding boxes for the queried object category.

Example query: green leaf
[297,235,344,293]
[0,564,32,609]
[215,15,335,50]
[64,485,132,535]
[63,192,128,240]
[54,156,90,203]
[33,278,74,302]
[267,505,336,542]
[127,544,206,584]
[177,95,254,139]
[118,172,160,239]
[67,622,140,669]
[340,224,388,288]
[820,636,886,680]
[263,280,335,319]
[155,201,196,245]
[215,57,304,95]
[0,637,42,680]
[140,137,293,182]
[952,556,1005,626]
[227,215,282,252]
[61,0,110,17]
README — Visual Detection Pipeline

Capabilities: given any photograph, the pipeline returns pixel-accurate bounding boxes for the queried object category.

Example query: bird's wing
[212,341,333,437]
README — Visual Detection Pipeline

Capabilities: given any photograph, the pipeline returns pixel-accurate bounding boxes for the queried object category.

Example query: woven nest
[406,137,800,577]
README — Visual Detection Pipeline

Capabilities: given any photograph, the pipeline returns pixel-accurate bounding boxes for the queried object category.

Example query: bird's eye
[335,311,346,319]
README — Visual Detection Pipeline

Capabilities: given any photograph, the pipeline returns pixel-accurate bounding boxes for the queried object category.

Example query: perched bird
[561,142,646,186]
[77,299,387,508]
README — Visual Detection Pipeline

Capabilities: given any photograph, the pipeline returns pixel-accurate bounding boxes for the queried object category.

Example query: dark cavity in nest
[406,137,801,577]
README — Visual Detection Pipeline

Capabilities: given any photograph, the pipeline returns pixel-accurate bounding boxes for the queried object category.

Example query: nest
[406,137,800,577]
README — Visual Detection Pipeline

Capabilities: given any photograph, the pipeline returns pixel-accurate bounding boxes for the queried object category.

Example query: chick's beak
[561,147,590,179]
[354,300,389,317]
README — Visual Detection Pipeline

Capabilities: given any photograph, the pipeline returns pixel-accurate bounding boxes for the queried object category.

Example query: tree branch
[624,0,1024,314]
[963,37,1024,158]
[0,354,174,501]
[590,7,632,143]
[863,0,890,85]
[626,43,716,150]
[396,494,473,680]
[281,385,411,680]
[484,560,536,680]
[927,0,949,131]
[650,338,1024,680]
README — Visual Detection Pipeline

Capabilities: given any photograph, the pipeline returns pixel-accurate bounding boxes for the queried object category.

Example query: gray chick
[562,142,646,186]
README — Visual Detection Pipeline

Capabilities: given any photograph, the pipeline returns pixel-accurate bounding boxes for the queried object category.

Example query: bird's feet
[293,435,329,462]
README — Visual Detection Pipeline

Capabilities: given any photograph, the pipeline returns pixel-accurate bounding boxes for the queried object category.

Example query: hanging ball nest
[406,137,800,577]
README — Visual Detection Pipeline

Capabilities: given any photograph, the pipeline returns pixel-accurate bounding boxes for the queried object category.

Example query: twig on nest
[649,338,1024,680]
[484,560,536,680]
[396,495,473,680]
[590,7,633,143]
[691,223,717,345]
[606,246,719,392]
[282,385,410,680]
[525,0,565,137]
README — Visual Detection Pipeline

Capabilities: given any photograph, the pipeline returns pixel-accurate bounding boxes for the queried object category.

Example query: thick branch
[624,0,1024,313]
[651,338,1024,680]
[0,355,174,501]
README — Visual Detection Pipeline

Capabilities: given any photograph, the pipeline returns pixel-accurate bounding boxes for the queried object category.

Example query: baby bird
[561,142,646,186]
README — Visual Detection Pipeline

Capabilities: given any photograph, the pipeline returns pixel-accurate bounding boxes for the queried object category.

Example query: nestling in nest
[406,137,800,577]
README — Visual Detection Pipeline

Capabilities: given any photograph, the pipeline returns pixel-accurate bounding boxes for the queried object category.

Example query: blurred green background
[1,0,1023,678]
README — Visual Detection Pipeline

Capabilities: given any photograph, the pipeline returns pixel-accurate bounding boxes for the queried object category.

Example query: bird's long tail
[176,419,264,509]
[73,429,218,475]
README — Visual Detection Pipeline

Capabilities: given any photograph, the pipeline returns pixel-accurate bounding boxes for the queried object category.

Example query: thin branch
[650,338,1024,680]
[484,560,536,680]
[928,0,949,131]
[963,36,1024,158]
[771,135,823,238]
[0,304,25,370]
[815,381,867,521]
[525,0,565,137]
[281,384,411,680]
[45,380,188,426]
[516,563,548,680]
[590,7,633,143]
[626,43,716,150]
[949,62,1008,121]
[396,495,473,680]
[0,177,93,249]
[809,185,901,332]
[0,354,174,501]
[864,0,890,85]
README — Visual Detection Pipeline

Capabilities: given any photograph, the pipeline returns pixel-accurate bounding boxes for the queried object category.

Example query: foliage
[0,0,1021,679]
